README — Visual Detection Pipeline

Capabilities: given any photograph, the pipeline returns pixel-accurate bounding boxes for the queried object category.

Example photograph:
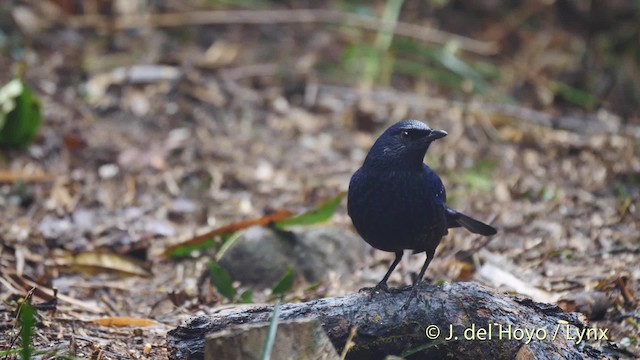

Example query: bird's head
[363,120,447,169]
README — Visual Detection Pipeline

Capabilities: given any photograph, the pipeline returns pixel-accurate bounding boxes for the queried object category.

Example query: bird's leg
[402,252,434,309]
[375,251,403,292]
[360,251,403,296]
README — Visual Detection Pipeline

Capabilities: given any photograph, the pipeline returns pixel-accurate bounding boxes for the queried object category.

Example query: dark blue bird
[348,120,496,304]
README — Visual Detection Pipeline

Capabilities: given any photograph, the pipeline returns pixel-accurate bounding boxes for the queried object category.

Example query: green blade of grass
[392,37,496,95]
[432,43,488,93]
[551,81,597,109]
[363,0,405,85]
[260,301,281,360]
[236,289,254,304]
[19,300,35,360]
[374,0,405,50]
[273,192,344,230]
[215,231,242,262]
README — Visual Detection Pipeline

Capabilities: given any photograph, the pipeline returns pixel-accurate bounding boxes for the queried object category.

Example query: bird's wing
[445,207,497,236]
[422,164,446,202]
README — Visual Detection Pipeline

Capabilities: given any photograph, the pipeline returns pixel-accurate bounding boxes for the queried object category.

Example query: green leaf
[0,349,20,357]
[304,281,322,292]
[208,260,236,301]
[271,266,295,298]
[551,81,597,109]
[165,238,217,258]
[0,78,41,148]
[273,192,344,230]
[260,301,281,360]
[236,289,254,304]
[19,299,35,360]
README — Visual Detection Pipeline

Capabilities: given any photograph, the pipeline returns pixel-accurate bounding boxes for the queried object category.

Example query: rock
[292,227,367,283]
[218,226,295,288]
[218,226,367,289]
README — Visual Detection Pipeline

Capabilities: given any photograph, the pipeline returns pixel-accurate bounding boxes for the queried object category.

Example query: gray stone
[218,226,367,289]
[219,226,295,288]
[291,227,367,283]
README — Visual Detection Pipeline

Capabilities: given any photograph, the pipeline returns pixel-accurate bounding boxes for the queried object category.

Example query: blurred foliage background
[2,0,639,119]
[0,0,639,358]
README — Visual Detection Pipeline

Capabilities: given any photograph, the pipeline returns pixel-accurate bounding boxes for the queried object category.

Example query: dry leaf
[477,262,560,304]
[54,250,151,277]
[90,317,159,327]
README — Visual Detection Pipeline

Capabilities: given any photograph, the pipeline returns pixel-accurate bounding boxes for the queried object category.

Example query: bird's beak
[426,129,447,142]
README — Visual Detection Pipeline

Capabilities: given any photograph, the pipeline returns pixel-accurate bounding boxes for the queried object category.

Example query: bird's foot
[401,284,420,310]
[373,281,390,293]
[359,281,390,299]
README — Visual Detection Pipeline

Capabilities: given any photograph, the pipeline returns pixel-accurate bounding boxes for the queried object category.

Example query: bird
[347,119,496,306]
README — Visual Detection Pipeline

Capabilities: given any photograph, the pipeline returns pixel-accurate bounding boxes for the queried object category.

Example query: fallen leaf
[477,262,560,304]
[54,250,151,277]
[90,317,159,327]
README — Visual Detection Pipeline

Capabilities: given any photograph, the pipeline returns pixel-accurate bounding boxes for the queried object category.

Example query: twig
[4,272,103,313]
[0,171,55,183]
[64,9,498,55]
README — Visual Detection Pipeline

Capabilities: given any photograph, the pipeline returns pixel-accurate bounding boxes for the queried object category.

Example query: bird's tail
[446,207,497,236]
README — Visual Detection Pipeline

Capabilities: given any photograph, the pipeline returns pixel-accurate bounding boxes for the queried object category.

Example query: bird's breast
[348,168,447,252]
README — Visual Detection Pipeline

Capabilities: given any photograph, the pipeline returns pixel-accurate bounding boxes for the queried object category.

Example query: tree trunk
[167,282,602,359]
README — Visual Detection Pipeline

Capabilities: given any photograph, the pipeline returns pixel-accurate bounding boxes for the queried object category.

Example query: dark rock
[218,226,367,288]
[292,227,367,283]
[218,226,296,288]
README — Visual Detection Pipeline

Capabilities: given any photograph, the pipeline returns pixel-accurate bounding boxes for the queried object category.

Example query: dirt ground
[1,1,639,359]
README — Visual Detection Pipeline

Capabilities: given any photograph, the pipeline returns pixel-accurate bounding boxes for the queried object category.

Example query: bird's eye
[401,130,410,139]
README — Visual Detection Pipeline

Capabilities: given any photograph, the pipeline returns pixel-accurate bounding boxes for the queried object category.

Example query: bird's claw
[359,282,391,299]
[401,284,420,310]
[373,282,390,292]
